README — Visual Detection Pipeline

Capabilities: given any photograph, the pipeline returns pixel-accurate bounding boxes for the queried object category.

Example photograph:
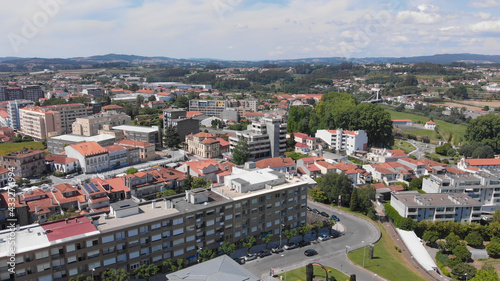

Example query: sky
[2,0,500,60]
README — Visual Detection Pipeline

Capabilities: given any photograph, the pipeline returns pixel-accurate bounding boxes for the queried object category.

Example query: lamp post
[92,268,95,281]
[362,241,366,268]
[197,247,203,263]
[465,273,468,281]
[280,223,285,247]
[280,254,287,281]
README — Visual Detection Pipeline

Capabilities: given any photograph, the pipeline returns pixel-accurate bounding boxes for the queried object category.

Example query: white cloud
[476,12,492,20]
[396,10,442,24]
[390,35,409,43]
[469,0,500,8]
[469,20,500,32]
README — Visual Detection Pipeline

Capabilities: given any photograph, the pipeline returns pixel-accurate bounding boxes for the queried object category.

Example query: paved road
[242,200,383,281]
[408,140,437,160]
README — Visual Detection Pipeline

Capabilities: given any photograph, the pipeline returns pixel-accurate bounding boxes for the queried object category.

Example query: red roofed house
[40,216,98,242]
[80,181,110,212]
[51,183,86,211]
[296,157,323,178]
[424,120,436,130]
[65,141,109,174]
[392,119,413,126]
[177,159,226,184]
[104,144,140,168]
[185,132,222,158]
[116,139,156,161]
[90,177,130,202]
[0,127,15,142]
[101,104,124,113]
[255,157,297,175]
[458,157,500,170]
[148,100,166,109]
[0,168,10,187]
[121,167,186,198]
[293,132,317,151]
[155,92,174,102]
[46,154,80,173]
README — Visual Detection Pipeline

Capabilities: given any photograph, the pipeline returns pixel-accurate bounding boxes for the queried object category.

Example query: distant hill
[1,53,500,67]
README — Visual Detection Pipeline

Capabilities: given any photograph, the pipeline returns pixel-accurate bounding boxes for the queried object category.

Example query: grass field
[278,264,349,281]
[348,225,427,281]
[392,140,416,154]
[0,142,45,155]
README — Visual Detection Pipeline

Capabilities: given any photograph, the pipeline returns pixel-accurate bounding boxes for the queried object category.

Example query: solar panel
[89,183,99,193]
[82,184,93,194]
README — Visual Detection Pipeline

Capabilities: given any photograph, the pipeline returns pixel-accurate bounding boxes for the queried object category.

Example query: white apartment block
[229,117,287,160]
[423,170,500,213]
[42,104,93,134]
[0,169,308,281]
[390,192,482,223]
[315,129,368,155]
[19,107,62,140]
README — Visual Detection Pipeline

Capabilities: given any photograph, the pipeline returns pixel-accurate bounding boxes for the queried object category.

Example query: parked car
[244,253,257,261]
[320,211,329,218]
[258,249,272,258]
[312,209,320,214]
[284,243,298,250]
[271,246,284,253]
[307,206,312,212]
[304,249,318,256]
[233,257,245,264]
[318,234,330,241]
[331,215,340,221]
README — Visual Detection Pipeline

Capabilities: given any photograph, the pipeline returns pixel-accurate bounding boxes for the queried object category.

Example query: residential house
[185,132,221,158]
[65,142,109,174]
[293,132,317,151]
[116,139,155,162]
[177,159,228,184]
[424,121,436,130]
[45,155,80,174]
[315,129,368,155]
[80,181,110,212]
[255,157,297,176]
[296,157,322,178]
[1,148,46,178]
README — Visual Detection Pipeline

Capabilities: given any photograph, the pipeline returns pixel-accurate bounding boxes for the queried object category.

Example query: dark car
[304,249,318,256]
[284,243,298,250]
[320,211,329,218]
[233,257,245,264]
[306,206,312,212]
[331,215,340,221]
[258,249,272,258]
[312,208,320,214]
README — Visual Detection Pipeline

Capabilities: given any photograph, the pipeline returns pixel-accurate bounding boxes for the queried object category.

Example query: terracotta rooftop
[46,155,78,164]
[466,158,500,166]
[255,157,295,169]
[68,141,107,157]
[117,139,152,147]
[104,144,127,153]
[41,216,97,242]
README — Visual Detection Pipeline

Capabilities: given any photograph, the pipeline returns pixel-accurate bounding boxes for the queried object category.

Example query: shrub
[465,231,483,248]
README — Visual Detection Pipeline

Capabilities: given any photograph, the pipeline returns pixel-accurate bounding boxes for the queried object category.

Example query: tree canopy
[232,138,249,165]
[317,172,354,207]
[465,114,500,152]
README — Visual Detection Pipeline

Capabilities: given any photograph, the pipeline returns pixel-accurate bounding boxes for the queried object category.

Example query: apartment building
[189,100,228,117]
[65,142,109,174]
[163,108,200,141]
[7,100,35,129]
[0,169,308,281]
[39,104,93,134]
[0,86,5,101]
[229,117,287,160]
[22,85,44,102]
[108,125,161,149]
[82,88,104,97]
[315,129,368,155]
[19,106,62,140]
[72,111,132,136]
[1,148,46,178]
[116,139,155,162]
[423,169,500,213]
[6,87,24,100]
[47,134,116,154]
[390,191,482,222]
[104,144,140,169]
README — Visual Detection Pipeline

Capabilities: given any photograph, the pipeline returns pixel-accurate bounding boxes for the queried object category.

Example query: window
[116,231,125,239]
[86,239,98,247]
[173,228,184,236]
[186,245,195,252]
[206,219,214,226]
[37,262,50,272]
[130,263,140,271]
[173,218,183,225]
[140,248,150,256]
[36,250,49,260]
[174,249,184,257]
[152,245,162,253]
[140,237,149,244]
[251,199,258,204]
[129,251,140,259]
[173,238,184,246]
[163,230,171,237]
[251,226,257,232]
[128,229,138,237]
[67,256,76,264]
[140,226,148,233]
[206,229,215,236]
[68,268,78,276]
[152,234,161,242]
[87,250,99,259]
[152,255,162,262]
[275,202,280,207]
[103,258,116,266]
[151,223,161,230]
[235,231,241,238]
[66,244,75,253]
[102,234,114,244]
[225,214,233,220]
[117,254,127,263]
[186,235,195,242]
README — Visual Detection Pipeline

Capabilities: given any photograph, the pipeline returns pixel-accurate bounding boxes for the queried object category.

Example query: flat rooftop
[392,192,482,207]
[212,177,307,200]
[172,191,228,214]
[0,225,51,257]
[113,125,159,133]
[50,134,115,143]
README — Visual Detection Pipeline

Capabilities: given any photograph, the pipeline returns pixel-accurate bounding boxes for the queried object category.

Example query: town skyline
[2,0,500,60]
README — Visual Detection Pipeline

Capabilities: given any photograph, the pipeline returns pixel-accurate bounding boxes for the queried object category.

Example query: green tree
[446,233,462,252]
[452,263,476,280]
[350,188,359,212]
[134,264,159,281]
[283,228,298,241]
[198,248,216,262]
[317,173,353,207]
[286,133,297,152]
[232,138,249,165]
[156,189,176,198]
[309,187,327,203]
[409,178,423,190]
[191,177,212,189]
[471,145,495,158]
[136,95,145,105]
[422,230,439,245]
[174,96,189,108]
[148,95,156,102]
[219,241,236,256]
[470,264,500,281]
[101,268,129,281]
[126,167,138,175]
[164,125,181,149]
[242,236,256,254]
[465,114,500,152]
[453,244,472,262]
[465,231,483,248]
[260,233,274,249]
[486,237,500,258]
[298,225,313,242]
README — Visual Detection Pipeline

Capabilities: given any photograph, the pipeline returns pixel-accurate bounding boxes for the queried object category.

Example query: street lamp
[280,223,285,247]
[465,273,468,281]
[91,268,95,281]
[197,247,203,263]
[362,241,366,268]
[281,254,287,281]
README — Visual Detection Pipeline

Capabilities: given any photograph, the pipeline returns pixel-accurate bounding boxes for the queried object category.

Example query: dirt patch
[441,102,482,111]
[467,99,500,108]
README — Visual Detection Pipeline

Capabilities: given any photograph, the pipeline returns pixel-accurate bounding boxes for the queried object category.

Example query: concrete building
[185,132,221,159]
[315,129,368,155]
[229,117,287,160]
[112,125,162,149]
[116,139,155,162]
[0,169,307,281]
[255,157,297,176]
[65,142,109,174]
[82,88,104,97]
[390,191,482,222]
[424,121,436,130]
[22,85,44,102]
[7,100,35,129]
[19,106,62,140]
[47,134,116,154]
[45,155,80,174]
[1,148,46,178]
[0,86,6,101]
[164,108,200,141]
[72,111,131,136]
[38,104,93,134]
[189,100,228,117]
[6,87,23,100]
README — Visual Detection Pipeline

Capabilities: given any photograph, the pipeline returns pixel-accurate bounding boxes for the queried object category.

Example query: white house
[64,141,109,174]
[424,121,436,130]
[315,129,368,155]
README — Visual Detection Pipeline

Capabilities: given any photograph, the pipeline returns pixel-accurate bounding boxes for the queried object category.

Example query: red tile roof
[426,121,436,125]
[41,216,97,241]
[187,111,204,118]
[104,144,127,153]
[255,157,295,169]
[117,139,152,147]
[293,132,315,140]
[102,104,123,110]
[392,119,412,122]
[46,155,78,164]
[466,158,500,166]
[68,141,107,157]
[388,149,408,157]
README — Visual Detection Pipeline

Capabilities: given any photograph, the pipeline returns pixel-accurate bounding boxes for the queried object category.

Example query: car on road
[304,249,318,256]
[233,257,245,264]
[318,234,330,241]
[284,243,298,250]
[320,211,329,218]
[331,214,340,221]
[312,208,320,214]
[258,249,272,258]
[306,206,312,212]
[244,253,257,261]
[271,246,284,253]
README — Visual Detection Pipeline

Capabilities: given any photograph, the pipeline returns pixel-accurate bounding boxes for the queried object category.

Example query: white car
[244,253,257,261]
[318,234,330,241]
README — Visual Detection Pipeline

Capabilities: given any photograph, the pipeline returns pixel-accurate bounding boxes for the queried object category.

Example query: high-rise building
[7,100,35,129]
[229,117,287,160]
[163,108,199,141]
[19,106,62,140]
[6,87,24,100]
[315,129,368,155]
[22,85,44,102]
[0,168,308,281]
[189,100,228,117]
[40,104,93,134]
[72,111,131,136]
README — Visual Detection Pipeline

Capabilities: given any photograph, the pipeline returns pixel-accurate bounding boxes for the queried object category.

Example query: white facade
[315,129,368,155]
[64,146,109,174]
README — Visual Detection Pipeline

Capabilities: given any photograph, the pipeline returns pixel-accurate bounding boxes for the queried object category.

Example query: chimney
[50,198,54,205]
[152,200,156,209]
[75,218,78,223]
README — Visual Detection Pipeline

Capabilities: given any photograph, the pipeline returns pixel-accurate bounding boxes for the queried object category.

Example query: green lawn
[404,129,440,141]
[278,265,349,281]
[348,226,427,281]
[285,151,310,160]
[392,140,416,154]
[0,142,45,155]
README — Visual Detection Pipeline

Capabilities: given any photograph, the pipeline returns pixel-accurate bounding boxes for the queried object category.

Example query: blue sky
[2,0,500,60]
